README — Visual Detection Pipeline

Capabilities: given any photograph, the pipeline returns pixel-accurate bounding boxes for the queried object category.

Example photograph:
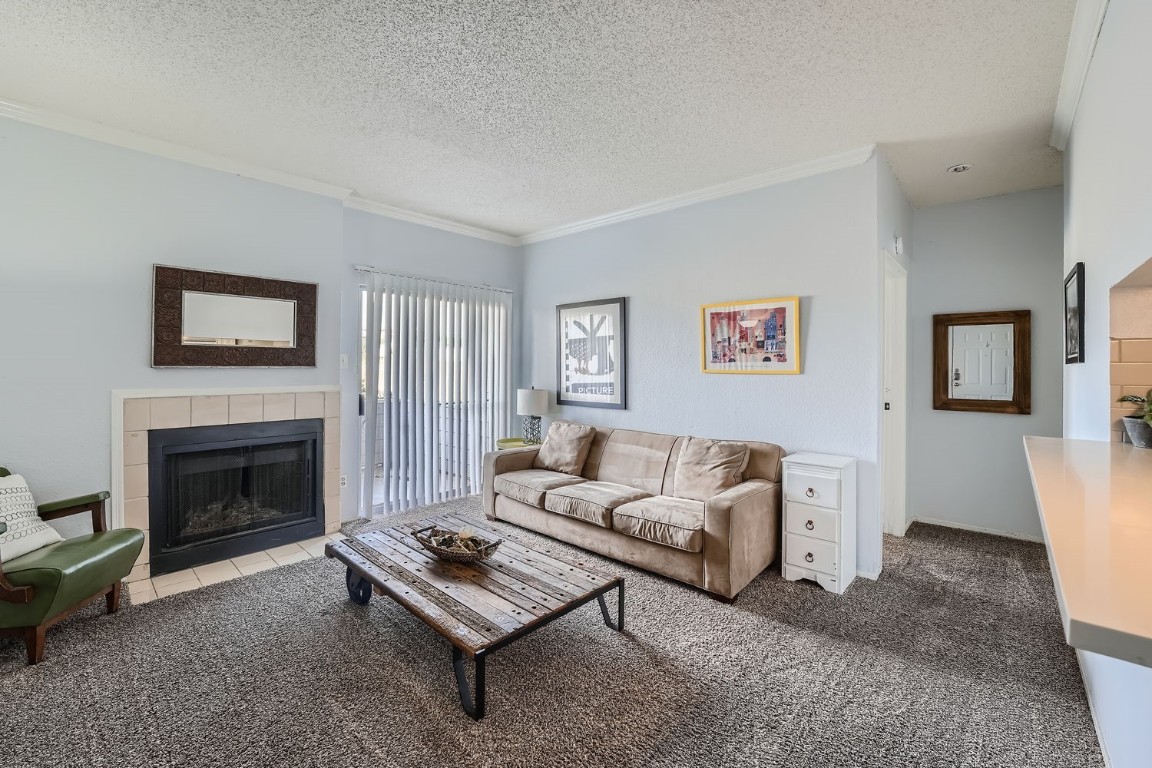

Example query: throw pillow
[0,474,63,563]
[533,420,597,476]
[673,437,750,501]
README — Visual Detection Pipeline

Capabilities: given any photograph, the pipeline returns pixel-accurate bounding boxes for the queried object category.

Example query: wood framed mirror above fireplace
[151,265,318,367]
[147,418,325,575]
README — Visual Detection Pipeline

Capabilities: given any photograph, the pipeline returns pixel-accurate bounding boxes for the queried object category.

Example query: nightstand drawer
[785,503,839,543]
[784,468,840,509]
[785,533,838,575]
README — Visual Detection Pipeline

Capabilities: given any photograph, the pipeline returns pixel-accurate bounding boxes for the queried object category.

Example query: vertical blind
[360,271,512,516]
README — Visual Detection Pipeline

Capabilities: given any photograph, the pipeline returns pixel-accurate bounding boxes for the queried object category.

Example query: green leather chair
[0,468,145,664]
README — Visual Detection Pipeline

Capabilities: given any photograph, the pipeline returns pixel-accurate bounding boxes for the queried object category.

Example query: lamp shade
[516,388,549,416]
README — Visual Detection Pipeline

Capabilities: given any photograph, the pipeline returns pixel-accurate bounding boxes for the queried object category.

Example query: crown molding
[343,197,519,246]
[1,96,877,249]
[518,144,876,245]
[1050,0,1110,151]
[0,97,355,199]
[0,96,521,246]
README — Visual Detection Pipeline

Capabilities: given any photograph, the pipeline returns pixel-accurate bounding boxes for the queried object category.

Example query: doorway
[881,251,909,537]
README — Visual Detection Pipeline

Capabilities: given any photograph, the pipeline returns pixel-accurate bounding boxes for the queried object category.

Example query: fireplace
[148,419,324,575]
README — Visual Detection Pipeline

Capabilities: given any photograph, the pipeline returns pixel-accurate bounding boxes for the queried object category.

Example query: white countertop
[1023,436,1152,667]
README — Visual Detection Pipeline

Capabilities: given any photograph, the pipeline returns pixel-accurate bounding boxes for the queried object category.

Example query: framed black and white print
[557,297,626,409]
[1065,262,1085,364]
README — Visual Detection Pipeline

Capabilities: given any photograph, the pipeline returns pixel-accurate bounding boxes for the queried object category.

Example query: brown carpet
[0,497,1102,767]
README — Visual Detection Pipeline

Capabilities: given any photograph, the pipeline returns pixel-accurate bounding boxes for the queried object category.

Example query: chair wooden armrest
[0,571,34,604]
[0,522,35,604]
[37,491,111,532]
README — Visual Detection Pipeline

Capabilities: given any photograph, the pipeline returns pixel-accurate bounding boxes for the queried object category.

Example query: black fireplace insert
[148,419,324,575]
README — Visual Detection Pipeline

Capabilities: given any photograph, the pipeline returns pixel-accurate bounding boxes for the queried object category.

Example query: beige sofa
[482,424,784,600]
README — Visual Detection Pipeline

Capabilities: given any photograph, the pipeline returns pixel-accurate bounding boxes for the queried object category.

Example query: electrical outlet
[339,475,347,488]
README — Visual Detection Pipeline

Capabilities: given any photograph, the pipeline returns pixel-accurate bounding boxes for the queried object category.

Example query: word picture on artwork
[557,297,627,409]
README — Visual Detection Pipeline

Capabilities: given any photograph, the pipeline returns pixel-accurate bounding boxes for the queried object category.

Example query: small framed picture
[557,297,626,409]
[1064,262,1085,364]
[702,296,800,374]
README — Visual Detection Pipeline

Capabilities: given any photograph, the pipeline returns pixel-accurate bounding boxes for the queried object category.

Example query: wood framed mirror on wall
[152,265,318,367]
[932,309,1031,415]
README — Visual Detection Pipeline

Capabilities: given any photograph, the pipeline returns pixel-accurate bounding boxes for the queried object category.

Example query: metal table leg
[452,647,486,720]
[597,580,625,632]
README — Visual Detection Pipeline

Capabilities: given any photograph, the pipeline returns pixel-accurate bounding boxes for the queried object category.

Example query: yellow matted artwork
[701,296,801,374]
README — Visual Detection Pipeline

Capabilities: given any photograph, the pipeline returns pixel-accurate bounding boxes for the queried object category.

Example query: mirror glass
[181,292,297,348]
[948,323,1014,400]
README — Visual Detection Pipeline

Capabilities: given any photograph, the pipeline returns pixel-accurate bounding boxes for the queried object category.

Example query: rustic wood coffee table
[325,513,624,720]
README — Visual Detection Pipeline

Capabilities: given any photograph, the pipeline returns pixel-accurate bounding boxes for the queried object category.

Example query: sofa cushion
[592,429,678,494]
[493,469,586,508]
[672,437,750,502]
[612,496,706,553]
[533,421,597,475]
[544,481,652,529]
[0,474,64,563]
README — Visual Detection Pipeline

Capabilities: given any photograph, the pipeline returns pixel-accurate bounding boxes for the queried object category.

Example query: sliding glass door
[359,272,512,515]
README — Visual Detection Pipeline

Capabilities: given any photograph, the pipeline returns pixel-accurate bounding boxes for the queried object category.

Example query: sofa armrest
[482,447,541,520]
[702,479,780,598]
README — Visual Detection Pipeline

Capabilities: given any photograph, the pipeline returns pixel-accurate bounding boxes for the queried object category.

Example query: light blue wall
[1063,1,1152,765]
[521,159,889,576]
[0,118,343,505]
[908,188,1065,540]
[0,118,521,525]
[1064,0,1152,442]
[876,151,913,271]
[342,208,521,288]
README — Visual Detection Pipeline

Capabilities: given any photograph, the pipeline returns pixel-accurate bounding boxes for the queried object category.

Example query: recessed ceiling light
[947,164,973,174]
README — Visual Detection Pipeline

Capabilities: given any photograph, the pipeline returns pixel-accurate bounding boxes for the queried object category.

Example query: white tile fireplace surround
[112,386,341,584]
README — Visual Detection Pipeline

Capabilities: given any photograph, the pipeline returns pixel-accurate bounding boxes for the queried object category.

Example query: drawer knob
[805,520,814,530]
[804,552,814,563]
[805,487,815,498]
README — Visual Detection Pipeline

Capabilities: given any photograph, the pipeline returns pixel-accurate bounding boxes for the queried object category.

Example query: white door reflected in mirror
[948,323,1013,400]
[182,292,297,348]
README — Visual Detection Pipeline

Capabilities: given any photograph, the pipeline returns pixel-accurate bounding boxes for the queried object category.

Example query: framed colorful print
[1064,262,1085,364]
[702,296,800,374]
[557,297,627,409]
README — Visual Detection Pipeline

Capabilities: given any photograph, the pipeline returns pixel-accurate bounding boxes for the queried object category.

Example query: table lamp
[516,388,549,444]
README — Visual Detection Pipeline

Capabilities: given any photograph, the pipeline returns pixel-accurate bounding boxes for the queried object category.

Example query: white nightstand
[780,453,857,595]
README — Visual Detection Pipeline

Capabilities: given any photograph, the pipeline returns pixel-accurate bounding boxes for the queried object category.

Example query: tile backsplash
[1110,338,1152,442]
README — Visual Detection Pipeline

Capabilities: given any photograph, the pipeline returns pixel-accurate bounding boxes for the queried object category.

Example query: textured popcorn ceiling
[0,1,1074,237]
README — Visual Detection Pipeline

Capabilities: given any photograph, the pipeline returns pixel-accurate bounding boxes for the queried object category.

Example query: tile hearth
[126,532,347,605]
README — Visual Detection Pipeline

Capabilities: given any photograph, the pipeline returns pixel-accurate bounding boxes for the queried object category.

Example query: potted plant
[1117,389,1152,448]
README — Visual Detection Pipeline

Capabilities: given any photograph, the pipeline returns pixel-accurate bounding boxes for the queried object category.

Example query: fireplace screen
[149,419,324,575]
[164,442,309,548]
